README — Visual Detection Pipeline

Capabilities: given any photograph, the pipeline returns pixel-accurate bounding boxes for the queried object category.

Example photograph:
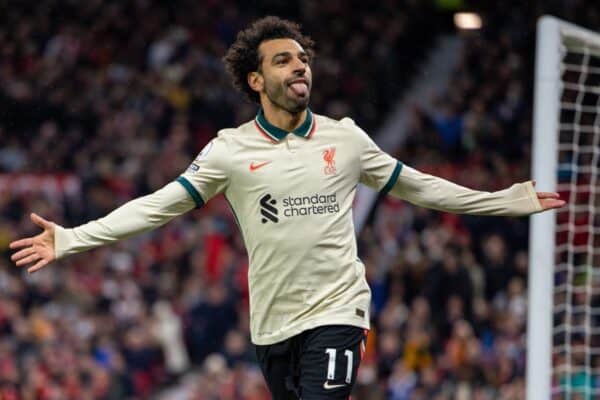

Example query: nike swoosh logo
[323,381,346,390]
[250,161,271,171]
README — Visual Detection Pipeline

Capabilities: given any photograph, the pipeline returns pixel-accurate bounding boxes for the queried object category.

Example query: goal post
[528,16,600,400]
[527,15,561,400]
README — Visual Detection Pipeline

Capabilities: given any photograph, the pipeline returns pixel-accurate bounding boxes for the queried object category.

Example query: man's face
[253,38,312,113]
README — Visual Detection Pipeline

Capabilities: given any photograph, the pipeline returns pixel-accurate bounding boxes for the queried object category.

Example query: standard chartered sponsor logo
[259,193,340,222]
[282,193,340,217]
[260,194,278,223]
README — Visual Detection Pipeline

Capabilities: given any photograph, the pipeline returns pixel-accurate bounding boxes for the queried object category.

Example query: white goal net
[528,16,600,400]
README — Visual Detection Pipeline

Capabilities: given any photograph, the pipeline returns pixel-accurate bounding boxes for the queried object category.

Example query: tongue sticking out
[289,82,308,97]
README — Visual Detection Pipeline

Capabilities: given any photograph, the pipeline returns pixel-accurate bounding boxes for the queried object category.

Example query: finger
[28,259,48,274]
[537,192,561,199]
[31,213,52,230]
[11,247,36,262]
[9,238,34,249]
[541,199,566,210]
[15,253,41,267]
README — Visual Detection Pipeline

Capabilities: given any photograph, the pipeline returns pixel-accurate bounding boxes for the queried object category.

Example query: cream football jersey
[177,109,400,344]
[54,109,542,345]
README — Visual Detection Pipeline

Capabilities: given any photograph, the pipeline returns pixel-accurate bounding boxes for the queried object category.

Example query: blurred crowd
[1,0,599,399]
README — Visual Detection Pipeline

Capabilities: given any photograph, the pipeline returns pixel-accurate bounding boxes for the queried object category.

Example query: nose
[292,57,306,74]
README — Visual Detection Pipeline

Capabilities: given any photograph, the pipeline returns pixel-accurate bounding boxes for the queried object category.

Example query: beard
[263,75,310,114]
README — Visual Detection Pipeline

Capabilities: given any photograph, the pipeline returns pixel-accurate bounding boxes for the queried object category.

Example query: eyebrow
[271,51,308,61]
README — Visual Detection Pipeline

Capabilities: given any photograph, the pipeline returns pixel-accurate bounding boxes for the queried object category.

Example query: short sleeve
[176,135,230,207]
[354,123,403,193]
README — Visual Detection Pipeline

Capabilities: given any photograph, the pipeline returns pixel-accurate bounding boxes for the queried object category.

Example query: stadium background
[0,1,598,399]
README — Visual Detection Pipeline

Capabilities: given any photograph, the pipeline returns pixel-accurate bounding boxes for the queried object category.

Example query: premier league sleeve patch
[186,163,200,173]
[186,140,214,174]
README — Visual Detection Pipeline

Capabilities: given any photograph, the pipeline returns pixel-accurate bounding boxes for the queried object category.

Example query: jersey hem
[251,315,370,346]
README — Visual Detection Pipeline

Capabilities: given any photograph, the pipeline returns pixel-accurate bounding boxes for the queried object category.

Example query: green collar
[255,108,315,142]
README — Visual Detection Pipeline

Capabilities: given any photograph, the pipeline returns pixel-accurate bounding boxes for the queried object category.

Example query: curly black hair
[223,16,315,104]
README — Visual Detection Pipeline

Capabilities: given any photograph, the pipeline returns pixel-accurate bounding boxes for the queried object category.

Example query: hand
[537,192,566,210]
[533,181,566,211]
[10,213,56,274]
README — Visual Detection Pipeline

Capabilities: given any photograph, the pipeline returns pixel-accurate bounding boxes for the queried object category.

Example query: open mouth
[288,78,309,97]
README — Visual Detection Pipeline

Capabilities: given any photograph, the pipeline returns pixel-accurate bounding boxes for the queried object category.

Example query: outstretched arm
[10,181,195,273]
[390,165,565,216]
[351,118,564,216]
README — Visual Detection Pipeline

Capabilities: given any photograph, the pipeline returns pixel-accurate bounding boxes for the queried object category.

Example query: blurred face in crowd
[249,38,312,114]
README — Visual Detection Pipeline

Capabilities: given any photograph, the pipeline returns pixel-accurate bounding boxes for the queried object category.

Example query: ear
[248,71,264,93]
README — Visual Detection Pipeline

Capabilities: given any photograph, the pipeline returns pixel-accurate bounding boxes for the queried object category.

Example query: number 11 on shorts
[325,348,353,383]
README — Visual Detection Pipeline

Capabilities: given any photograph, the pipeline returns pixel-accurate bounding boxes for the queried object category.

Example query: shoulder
[314,114,371,146]
[215,120,255,140]
[208,120,258,151]
[314,113,359,131]
[314,114,365,138]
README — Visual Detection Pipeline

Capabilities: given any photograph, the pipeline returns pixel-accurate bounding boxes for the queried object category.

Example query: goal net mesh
[552,26,600,399]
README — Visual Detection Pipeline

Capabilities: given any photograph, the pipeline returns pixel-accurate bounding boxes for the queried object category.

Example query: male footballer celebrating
[11,16,564,400]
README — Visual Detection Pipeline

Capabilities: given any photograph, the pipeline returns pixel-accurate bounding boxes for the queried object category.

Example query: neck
[261,100,307,132]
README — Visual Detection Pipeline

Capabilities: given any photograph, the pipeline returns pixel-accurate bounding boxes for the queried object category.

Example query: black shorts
[255,325,367,400]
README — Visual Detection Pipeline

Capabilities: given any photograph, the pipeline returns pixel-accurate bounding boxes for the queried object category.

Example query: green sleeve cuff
[381,162,403,195]
[176,176,205,208]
